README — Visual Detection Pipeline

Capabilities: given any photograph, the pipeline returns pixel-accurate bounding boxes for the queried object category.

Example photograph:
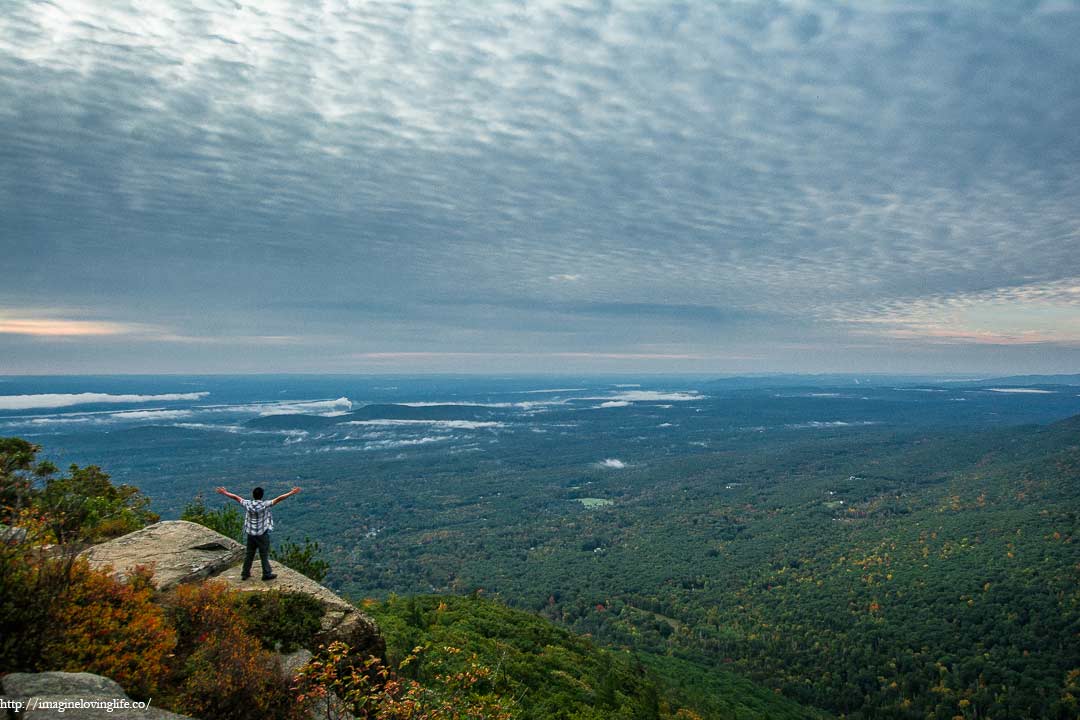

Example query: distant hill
[956,373,1080,387]
[702,374,962,389]
[702,373,1080,390]
[1049,411,1080,430]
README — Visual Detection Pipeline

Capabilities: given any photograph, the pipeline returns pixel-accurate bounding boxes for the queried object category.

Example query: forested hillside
[0,435,829,719]
[326,415,1080,719]
[6,377,1079,718]
[366,594,826,719]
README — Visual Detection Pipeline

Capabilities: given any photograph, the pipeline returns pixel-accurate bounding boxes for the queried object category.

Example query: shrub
[166,581,305,720]
[1,541,175,698]
[0,543,76,671]
[41,562,176,698]
[234,590,325,653]
[296,640,516,720]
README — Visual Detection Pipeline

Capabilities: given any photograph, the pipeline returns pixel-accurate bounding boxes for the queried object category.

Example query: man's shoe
[240,573,251,580]
[262,573,277,581]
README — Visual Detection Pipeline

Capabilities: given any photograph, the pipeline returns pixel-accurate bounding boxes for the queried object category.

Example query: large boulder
[80,520,243,590]
[0,672,191,719]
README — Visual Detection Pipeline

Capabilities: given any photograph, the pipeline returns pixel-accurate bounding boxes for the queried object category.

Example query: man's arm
[215,486,244,504]
[270,486,301,506]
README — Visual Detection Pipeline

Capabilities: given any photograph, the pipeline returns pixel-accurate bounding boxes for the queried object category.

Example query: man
[215,484,301,581]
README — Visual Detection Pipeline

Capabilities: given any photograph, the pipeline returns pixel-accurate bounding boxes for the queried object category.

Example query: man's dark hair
[252,487,264,500]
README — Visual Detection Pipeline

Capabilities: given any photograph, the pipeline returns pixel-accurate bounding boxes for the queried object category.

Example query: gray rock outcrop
[0,672,190,719]
[80,520,243,590]
[82,521,384,658]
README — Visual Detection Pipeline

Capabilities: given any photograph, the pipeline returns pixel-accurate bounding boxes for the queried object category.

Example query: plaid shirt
[240,499,274,536]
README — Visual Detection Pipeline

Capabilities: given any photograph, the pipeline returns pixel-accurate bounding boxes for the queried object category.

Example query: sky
[2,0,1079,375]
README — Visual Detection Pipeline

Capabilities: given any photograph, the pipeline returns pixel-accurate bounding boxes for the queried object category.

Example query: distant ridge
[702,373,1080,390]
[963,373,1080,387]
[703,373,961,389]
[1049,411,1080,430]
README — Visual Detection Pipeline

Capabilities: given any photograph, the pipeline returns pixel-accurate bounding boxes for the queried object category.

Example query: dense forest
[315,415,1080,719]
[4,377,1079,718]
[368,593,825,719]
[1,435,819,719]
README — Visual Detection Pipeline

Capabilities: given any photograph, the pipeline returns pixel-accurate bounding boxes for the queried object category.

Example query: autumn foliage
[295,640,515,720]
[42,562,176,697]
[164,581,305,720]
[0,547,175,698]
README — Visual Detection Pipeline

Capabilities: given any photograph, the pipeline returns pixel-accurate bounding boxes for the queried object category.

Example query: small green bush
[234,590,325,653]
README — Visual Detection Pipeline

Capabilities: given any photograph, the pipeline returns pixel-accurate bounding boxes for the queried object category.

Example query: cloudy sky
[2,0,1079,375]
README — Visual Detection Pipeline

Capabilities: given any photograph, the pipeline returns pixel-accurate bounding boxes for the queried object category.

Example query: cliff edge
[80,520,384,660]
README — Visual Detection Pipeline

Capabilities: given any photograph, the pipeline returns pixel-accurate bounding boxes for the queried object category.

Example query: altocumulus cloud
[1,1,1079,373]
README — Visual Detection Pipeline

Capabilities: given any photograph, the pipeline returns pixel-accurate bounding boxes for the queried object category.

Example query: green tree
[0,437,57,525]
[181,493,243,541]
[2,436,155,544]
[272,536,330,582]
[34,463,157,543]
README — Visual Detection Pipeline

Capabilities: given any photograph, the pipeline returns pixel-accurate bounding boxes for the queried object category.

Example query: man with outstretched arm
[216,484,301,581]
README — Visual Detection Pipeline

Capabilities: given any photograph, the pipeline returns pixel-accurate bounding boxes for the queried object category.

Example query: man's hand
[216,487,242,503]
[271,486,302,506]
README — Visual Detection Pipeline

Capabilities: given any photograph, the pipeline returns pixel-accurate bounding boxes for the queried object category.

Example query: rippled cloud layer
[2,1,1079,373]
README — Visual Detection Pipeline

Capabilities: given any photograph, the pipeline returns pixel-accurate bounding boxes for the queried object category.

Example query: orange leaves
[40,560,176,698]
[165,581,302,720]
[295,640,515,720]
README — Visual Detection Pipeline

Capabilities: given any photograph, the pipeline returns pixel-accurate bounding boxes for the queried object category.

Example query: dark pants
[242,531,273,578]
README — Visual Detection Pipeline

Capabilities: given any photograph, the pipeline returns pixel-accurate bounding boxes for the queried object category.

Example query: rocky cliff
[81,520,384,659]
[0,521,383,719]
